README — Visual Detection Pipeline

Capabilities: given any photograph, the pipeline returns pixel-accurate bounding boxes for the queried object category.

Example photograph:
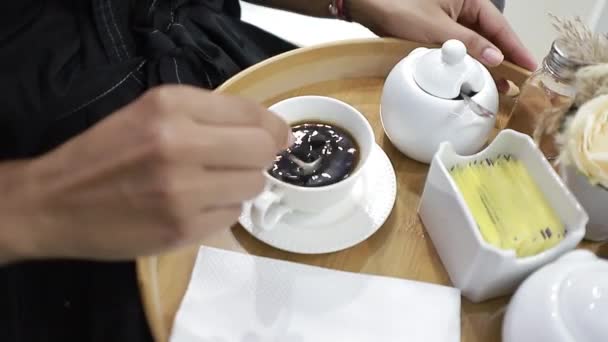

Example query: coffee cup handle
[250,189,291,231]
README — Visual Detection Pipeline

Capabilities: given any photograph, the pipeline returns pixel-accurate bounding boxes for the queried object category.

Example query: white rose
[561,94,608,188]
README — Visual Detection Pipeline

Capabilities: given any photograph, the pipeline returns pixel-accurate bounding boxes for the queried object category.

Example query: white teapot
[503,250,608,342]
[380,40,499,163]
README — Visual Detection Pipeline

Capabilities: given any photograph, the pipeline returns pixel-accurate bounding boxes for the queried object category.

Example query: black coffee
[268,122,359,187]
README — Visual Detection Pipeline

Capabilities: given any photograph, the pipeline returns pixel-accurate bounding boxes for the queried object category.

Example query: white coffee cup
[251,96,375,231]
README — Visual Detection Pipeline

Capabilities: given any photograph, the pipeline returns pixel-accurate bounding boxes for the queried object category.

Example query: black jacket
[0,1,294,341]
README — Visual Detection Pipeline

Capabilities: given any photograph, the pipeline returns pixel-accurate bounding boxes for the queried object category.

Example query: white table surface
[240,1,608,64]
[240,2,377,47]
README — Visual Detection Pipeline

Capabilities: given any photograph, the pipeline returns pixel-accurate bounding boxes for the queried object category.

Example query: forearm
[0,160,44,264]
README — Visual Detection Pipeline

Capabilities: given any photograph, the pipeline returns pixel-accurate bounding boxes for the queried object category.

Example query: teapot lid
[413,40,486,99]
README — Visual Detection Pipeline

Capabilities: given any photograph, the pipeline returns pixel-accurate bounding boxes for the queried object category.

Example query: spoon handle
[461,93,496,118]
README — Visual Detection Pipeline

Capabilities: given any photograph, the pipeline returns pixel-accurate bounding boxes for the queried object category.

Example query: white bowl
[561,164,608,242]
[503,250,608,342]
[418,129,588,302]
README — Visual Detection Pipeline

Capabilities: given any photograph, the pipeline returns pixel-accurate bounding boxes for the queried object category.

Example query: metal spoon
[288,155,322,176]
[461,92,496,119]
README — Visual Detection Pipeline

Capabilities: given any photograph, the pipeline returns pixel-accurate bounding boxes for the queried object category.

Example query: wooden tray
[136,38,605,342]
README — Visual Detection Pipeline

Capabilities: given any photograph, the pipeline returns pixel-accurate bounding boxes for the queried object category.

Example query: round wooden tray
[136,38,604,342]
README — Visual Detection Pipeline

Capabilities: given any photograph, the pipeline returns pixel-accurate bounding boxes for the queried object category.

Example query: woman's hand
[350,0,537,71]
[4,86,290,262]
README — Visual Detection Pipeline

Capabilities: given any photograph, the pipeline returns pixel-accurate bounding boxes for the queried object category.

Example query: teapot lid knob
[412,39,486,99]
[442,40,467,65]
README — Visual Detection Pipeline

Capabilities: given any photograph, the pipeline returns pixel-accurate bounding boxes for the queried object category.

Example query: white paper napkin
[170,247,461,342]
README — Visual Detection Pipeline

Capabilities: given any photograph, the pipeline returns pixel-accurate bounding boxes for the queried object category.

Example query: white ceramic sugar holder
[418,129,588,302]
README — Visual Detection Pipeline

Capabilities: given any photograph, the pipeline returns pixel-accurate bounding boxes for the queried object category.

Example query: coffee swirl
[269,122,359,187]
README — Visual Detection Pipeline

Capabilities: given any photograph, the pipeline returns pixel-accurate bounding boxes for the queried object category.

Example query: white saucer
[239,144,397,254]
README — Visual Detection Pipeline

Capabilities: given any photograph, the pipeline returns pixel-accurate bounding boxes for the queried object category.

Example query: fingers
[430,14,503,67]
[496,79,521,97]
[460,0,537,70]
[188,205,243,239]
[147,166,264,221]
[198,170,266,207]
[496,79,510,93]
[197,93,291,150]
[170,169,266,210]
[191,126,280,169]
[141,86,291,150]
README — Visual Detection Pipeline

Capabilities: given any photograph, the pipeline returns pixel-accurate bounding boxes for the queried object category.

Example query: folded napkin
[170,247,461,342]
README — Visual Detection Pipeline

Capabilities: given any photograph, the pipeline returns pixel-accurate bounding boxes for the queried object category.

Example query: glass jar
[505,40,586,160]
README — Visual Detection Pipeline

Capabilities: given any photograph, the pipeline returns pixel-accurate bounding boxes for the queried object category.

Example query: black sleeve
[0,1,295,342]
